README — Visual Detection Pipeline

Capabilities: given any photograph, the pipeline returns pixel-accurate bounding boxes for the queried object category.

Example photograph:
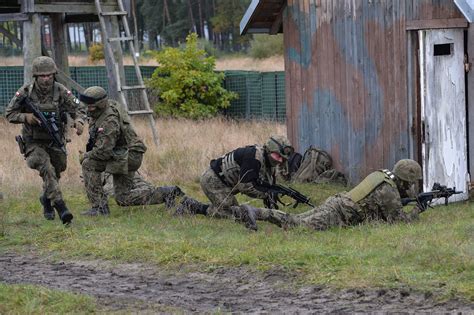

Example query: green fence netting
[0,66,285,121]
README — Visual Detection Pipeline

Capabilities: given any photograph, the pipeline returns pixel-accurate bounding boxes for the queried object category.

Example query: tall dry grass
[0,55,285,71]
[0,117,285,196]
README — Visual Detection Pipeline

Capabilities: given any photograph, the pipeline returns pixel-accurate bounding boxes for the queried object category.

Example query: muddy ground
[0,252,472,313]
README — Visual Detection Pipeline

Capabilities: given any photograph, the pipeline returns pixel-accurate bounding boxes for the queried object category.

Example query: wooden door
[419,29,468,202]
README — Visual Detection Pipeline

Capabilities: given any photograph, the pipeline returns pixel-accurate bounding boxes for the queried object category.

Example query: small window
[433,43,453,56]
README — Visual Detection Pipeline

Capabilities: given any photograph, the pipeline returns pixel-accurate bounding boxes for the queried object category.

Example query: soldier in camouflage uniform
[6,56,86,224]
[177,136,294,230]
[249,159,423,230]
[79,86,183,216]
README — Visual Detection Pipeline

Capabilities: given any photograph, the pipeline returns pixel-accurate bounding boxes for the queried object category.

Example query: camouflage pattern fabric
[200,167,239,218]
[255,182,419,230]
[25,143,67,203]
[82,100,169,208]
[6,82,86,140]
[6,81,85,205]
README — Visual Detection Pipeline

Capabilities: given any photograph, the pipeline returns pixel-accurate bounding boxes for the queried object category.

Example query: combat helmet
[392,159,422,182]
[265,135,294,160]
[79,86,108,109]
[32,56,57,76]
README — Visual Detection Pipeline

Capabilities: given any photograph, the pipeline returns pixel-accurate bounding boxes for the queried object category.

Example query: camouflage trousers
[200,167,239,219]
[82,151,168,208]
[24,142,66,203]
[256,193,362,230]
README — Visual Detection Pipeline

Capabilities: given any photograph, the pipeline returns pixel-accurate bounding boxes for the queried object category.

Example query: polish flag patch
[98,128,104,132]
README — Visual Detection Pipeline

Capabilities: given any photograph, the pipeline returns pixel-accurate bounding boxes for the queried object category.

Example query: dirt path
[0,252,472,313]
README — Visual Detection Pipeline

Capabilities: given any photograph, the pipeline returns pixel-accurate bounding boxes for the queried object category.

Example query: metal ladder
[95,0,159,145]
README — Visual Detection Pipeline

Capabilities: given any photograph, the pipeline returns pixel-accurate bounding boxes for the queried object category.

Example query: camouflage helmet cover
[80,86,108,109]
[32,56,57,76]
[392,159,422,182]
[265,135,294,159]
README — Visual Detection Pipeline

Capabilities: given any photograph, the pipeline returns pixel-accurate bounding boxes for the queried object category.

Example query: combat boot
[175,196,209,216]
[81,203,110,216]
[231,205,258,231]
[53,199,73,224]
[40,194,55,220]
[160,186,185,208]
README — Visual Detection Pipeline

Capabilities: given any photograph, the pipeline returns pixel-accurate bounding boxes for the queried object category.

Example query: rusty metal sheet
[283,0,466,184]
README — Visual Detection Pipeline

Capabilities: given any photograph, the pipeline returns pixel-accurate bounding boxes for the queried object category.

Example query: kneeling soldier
[177,136,294,230]
[79,86,182,215]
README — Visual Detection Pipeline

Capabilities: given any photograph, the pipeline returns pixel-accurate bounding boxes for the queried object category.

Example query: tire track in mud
[0,252,472,313]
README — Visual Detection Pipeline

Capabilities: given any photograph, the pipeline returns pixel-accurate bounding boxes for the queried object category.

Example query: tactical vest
[218,146,272,187]
[23,82,62,141]
[347,169,397,203]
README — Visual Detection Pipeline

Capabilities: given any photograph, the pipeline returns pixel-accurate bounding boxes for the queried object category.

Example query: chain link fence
[0,66,285,121]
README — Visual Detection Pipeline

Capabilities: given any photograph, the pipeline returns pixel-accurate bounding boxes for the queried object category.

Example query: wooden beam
[50,13,70,78]
[34,3,118,14]
[23,13,42,84]
[21,0,35,13]
[0,13,28,22]
[269,4,285,35]
[406,18,468,31]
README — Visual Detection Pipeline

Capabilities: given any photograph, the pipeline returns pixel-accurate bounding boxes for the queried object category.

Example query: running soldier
[6,56,86,224]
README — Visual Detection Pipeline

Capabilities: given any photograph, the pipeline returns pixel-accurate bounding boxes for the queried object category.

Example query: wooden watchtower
[0,0,160,145]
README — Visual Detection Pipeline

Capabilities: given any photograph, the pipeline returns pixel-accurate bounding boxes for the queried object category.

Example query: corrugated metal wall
[283,0,465,184]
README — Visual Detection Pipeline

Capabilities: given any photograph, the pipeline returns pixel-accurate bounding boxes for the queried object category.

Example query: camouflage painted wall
[283,0,465,184]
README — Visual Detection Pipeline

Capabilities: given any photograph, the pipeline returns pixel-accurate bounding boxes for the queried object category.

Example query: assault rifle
[17,95,67,154]
[264,183,314,209]
[401,183,462,212]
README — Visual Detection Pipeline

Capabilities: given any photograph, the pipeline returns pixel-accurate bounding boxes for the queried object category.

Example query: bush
[249,34,284,59]
[147,33,237,119]
[88,43,105,63]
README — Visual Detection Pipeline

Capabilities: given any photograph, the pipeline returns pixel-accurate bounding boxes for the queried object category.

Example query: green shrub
[88,43,105,63]
[147,33,237,119]
[249,34,284,59]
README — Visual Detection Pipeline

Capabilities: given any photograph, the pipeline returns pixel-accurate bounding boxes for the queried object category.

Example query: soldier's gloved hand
[24,113,41,125]
[75,121,84,136]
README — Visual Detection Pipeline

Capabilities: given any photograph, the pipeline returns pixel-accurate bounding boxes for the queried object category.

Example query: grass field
[0,117,473,312]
